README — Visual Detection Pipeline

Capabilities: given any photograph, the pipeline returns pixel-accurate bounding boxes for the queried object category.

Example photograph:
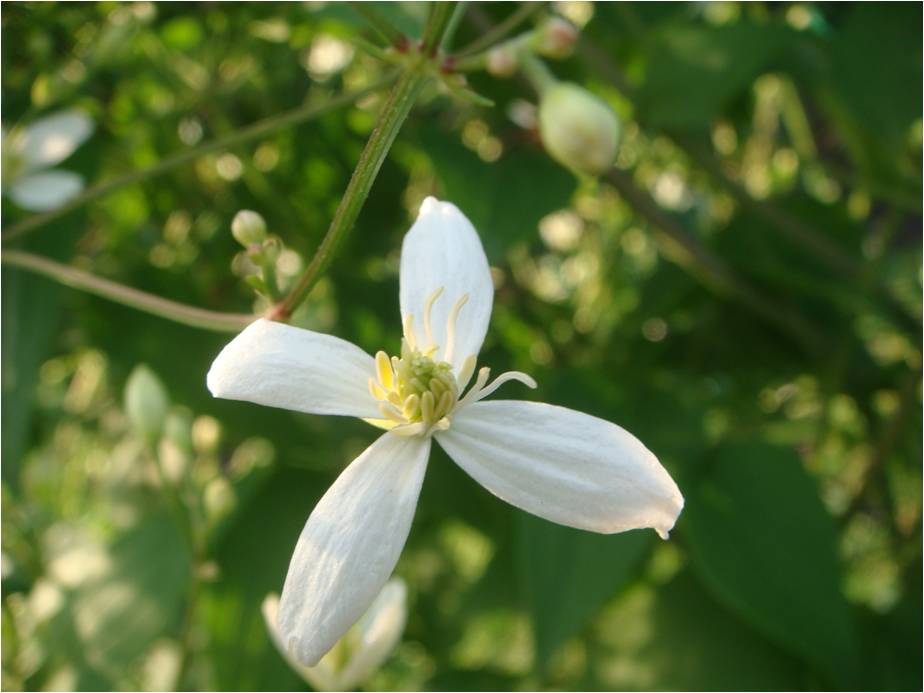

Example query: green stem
[274,69,427,319]
[441,2,469,51]
[1,74,398,244]
[520,52,558,94]
[454,2,546,59]
[421,1,457,55]
[348,3,408,48]
[2,250,253,332]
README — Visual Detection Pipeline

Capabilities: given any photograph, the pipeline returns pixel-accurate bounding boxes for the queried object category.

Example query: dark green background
[2,2,921,690]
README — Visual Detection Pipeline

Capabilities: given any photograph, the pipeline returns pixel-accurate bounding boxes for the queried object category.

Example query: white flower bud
[535,17,578,59]
[231,210,266,246]
[538,82,620,176]
[262,578,407,691]
[124,365,170,443]
[487,45,518,78]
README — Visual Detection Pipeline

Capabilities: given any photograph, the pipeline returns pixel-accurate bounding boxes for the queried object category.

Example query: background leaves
[2,2,921,691]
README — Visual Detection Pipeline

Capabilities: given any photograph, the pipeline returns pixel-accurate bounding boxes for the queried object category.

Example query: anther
[444,293,470,365]
[423,287,444,349]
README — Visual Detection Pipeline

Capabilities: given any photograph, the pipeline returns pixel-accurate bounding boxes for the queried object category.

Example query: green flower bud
[125,365,170,443]
[538,82,620,176]
[204,476,237,525]
[261,236,282,263]
[231,210,266,246]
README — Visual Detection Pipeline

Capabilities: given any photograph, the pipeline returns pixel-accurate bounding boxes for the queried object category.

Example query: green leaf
[682,441,858,684]
[638,21,795,129]
[592,570,808,690]
[516,513,652,667]
[421,126,577,257]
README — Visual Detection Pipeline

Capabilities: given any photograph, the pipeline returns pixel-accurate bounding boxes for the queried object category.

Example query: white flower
[262,578,407,691]
[207,197,683,666]
[2,109,94,211]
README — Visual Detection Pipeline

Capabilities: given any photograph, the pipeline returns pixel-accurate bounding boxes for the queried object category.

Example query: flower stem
[2,250,253,332]
[273,69,427,319]
[453,2,546,59]
[421,1,457,55]
[1,74,398,244]
[348,2,408,48]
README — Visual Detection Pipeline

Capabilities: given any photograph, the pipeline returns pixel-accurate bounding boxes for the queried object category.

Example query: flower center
[367,287,538,437]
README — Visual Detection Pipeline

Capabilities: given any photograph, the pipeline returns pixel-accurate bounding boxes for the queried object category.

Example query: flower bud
[487,45,518,78]
[538,82,619,176]
[261,236,282,263]
[124,364,170,443]
[231,210,266,246]
[534,17,578,59]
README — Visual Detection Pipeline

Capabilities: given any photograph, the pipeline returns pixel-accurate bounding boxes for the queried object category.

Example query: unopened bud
[261,236,282,263]
[487,45,519,78]
[538,82,619,176]
[125,365,170,443]
[231,210,266,246]
[535,17,578,59]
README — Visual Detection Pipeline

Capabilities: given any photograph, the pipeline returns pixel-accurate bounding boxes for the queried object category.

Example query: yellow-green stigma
[369,340,459,436]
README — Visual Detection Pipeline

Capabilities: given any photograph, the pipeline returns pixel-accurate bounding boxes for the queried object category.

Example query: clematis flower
[262,578,407,691]
[207,197,683,666]
[2,109,94,211]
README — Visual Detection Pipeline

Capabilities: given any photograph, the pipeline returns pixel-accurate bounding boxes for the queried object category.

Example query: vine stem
[1,74,398,244]
[453,2,546,59]
[273,69,427,319]
[2,250,253,332]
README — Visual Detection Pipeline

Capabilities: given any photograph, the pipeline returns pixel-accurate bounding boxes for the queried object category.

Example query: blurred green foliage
[1,2,921,691]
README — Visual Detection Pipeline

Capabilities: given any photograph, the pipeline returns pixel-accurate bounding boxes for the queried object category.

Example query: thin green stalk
[274,2,456,319]
[2,250,253,332]
[421,1,457,55]
[348,3,408,48]
[441,2,469,51]
[274,69,427,319]
[454,2,546,59]
[2,74,398,244]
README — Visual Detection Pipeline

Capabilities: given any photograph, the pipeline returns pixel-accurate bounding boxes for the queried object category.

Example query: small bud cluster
[229,209,296,301]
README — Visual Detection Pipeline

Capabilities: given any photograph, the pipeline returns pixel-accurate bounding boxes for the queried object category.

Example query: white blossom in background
[207,197,683,666]
[262,579,407,691]
[2,109,94,211]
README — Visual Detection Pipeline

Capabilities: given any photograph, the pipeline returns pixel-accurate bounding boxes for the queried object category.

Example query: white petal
[207,318,380,419]
[19,109,94,170]
[278,433,429,666]
[8,171,84,211]
[399,197,493,370]
[436,400,683,537]
[338,578,407,689]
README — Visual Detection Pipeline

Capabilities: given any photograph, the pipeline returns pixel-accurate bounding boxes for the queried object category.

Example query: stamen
[458,367,492,407]
[420,391,435,423]
[443,293,470,365]
[469,371,537,403]
[422,287,444,349]
[402,394,420,419]
[369,378,388,401]
[456,355,477,392]
[391,422,427,437]
[379,402,406,422]
[375,351,394,390]
[403,314,417,350]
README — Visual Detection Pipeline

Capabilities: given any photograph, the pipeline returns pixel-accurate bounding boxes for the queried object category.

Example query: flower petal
[19,109,94,170]
[278,433,430,666]
[207,318,379,419]
[399,197,493,370]
[436,400,683,537]
[8,170,84,211]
